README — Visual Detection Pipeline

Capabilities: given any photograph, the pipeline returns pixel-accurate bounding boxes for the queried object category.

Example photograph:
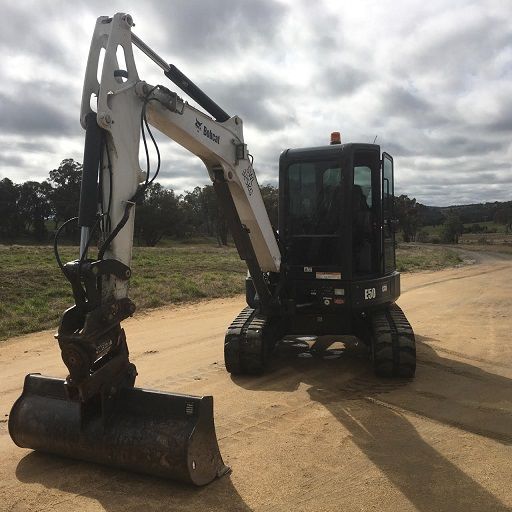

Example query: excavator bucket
[9,374,229,485]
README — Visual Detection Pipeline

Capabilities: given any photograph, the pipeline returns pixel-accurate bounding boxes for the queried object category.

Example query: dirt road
[1,250,512,511]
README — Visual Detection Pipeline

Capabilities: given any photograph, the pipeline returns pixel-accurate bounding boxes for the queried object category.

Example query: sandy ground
[1,250,512,512]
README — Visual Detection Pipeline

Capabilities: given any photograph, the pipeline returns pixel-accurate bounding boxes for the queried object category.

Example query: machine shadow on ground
[15,452,252,512]
[232,334,512,512]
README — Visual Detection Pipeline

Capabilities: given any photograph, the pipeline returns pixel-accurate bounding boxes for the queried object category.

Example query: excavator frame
[9,12,416,485]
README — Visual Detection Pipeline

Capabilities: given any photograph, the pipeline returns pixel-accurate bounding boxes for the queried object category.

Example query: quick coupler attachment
[9,374,229,485]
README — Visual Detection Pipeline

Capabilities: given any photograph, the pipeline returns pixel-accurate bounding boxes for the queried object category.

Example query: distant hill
[417,200,511,225]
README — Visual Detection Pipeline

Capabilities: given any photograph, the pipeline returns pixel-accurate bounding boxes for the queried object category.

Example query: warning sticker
[316,272,341,280]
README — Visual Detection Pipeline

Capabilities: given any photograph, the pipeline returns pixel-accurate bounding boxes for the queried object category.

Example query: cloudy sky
[1,0,511,206]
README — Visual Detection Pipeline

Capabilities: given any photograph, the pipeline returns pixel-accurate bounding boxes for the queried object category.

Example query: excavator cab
[280,142,390,276]
[277,140,401,331]
[277,140,414,377]
[231,138,415,378]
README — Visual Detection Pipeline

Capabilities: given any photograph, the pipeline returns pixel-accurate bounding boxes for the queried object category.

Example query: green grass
[396,244,462,272]
[422,221,506,237]
[420,224,444,237]
[0,242,463,341]
[464,220,505,232]
[0,244,246,341]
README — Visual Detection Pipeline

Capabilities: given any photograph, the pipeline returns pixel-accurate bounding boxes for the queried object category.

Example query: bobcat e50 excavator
[9,13,416,485]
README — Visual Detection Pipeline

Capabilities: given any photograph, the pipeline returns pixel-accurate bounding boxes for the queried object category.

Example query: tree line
[0,158,278,246]
[1,157,510,246]
[394,194,512,243]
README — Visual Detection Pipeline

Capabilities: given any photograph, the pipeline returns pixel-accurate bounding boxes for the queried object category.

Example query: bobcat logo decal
[242,167,256,196]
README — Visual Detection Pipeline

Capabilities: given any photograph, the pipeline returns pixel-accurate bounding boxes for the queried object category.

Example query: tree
[0,178,21,239]
[48,159,82,229]
[202,185,229,245]
[440,210,464,243]
[135,183,183,246]
[17,181,53,240]
[494,203,512,233]
[260,184,278,228]
[182,186,205,235]
[183,185,229,245]
[394,194,420,242]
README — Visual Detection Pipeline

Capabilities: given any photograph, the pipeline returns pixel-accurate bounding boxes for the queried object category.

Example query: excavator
[9,13,416,485]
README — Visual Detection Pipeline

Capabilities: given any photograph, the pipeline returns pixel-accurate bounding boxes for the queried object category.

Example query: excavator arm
[9,12,282,485]
[62,12,282,388]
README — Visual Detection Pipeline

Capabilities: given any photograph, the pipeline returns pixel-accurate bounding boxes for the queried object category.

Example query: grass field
[422,221,506,236]
[0,242,462,340]
[459,233,512,244]
[420,221,512,245]
[449,243,512,255]
[395,244,462,272]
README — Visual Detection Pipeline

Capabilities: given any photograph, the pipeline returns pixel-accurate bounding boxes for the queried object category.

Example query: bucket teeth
[9,374,228,485]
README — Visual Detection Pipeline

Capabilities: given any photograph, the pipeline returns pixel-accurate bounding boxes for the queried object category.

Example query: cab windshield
[287,160,343,236]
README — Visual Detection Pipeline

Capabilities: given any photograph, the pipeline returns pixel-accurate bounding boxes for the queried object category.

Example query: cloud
[142,0,286,64]
[0,92,76,136]
[317,65,370,97]
[0,0,511,206]
[0,154,24,167]
[204,73,298,131]
[0,4,67,65]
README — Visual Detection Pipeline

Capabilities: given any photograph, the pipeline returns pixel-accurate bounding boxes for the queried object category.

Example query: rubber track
[371,303,416,378]
[224,307,279,375]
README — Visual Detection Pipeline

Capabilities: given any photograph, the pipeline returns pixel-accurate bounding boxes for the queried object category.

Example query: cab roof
[280,142,380,161]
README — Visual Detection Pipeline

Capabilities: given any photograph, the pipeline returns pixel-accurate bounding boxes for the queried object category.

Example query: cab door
[352,148,381,277]
[382,153,396,273]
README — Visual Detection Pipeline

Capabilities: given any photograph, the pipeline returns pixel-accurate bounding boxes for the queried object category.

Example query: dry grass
[396,244,462,272]
[454,243,512,255]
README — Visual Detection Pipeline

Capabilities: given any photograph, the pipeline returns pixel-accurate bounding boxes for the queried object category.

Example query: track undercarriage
[224,307,284,374]
[224,303,416,378]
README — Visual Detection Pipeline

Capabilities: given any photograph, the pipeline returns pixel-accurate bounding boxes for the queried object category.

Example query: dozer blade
[9,374,229,485]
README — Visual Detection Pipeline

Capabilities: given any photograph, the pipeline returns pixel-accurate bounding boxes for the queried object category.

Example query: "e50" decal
[364,288,376,300]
